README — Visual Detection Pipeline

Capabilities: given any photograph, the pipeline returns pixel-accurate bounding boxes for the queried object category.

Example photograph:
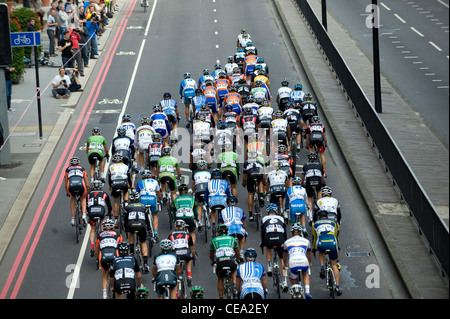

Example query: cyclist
[204,169,232,237]
[271,110,290,152]
[214,120,238,154]
[192,160,211,230]
[159,92,180,137]
[136,286,150,299]
[300,93,318,126]
[284,101,304,152]
[253,69,271,94]
[152,239,182,299]
[107,153,131,226]
[265,161,289,218]
[202,80,219,124]
[237,28,252,49]
[273,144,294,188]
[111,127,135,171]
[222,103,240,134]
[315,186,342,226]
[124,190,151,273]
[312,210,342,296]
[95,218,123,299]
[218,196,248,259]
[168,219,196,287]
[255,57,269,78]
[216,141,239,197]
[156,146,182,205]
[209,224,240,299]
[242,150,265,222]
[212,63,223,80]
[190,286,205,299]
[243,49,258,84]
[286,177,309,236]
[276,79,292,112]
[65,156,90,226]
[86,179,112,256]
[246,132,266,165]
[290,83,305,107]
[147,133,164,178]
[215,71,230,117]
[258,99,274,130]
[224,85,243,115]
[193,113,213,145]
[225,56,239,77]
[193,88,207,116]
[173,184,198,244]
[235,77,252,103]
[244,41,258,56]
[135,170,161,242]
[236,248,268,299]
[150,105,172,145]
[261,203,287,277]
[234,47,246,73]
[228,67,245,87]
[251,79,270,102]
[282,223,313,299]
[301,152,326,214]
[110,242,143,299]
[86,127,109,183]
[190,136,213,172]
[240,104,259,154]
[198,69,215,90]
[134,117,156,173]
[179,72,198,128]
[305,115,328,176]
[120,114,136,144]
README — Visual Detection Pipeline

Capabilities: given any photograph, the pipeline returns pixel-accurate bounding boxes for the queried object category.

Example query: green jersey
[173,194,197,219]
[210,235,238,262]
[217,152,239,176]
[157,156,179,181]
[87,135,107,157]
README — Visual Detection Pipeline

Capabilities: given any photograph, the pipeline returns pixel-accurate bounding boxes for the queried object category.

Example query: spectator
[47,8,58,57]
[69,26,83,76]
[77,21,90,70]
[4,66,15,112]
[86,13,99,59]
[67,68,83,92]
[58,30,74,68]
[58,3,69,41]
[51,68,71,99]
[27,18,37,67]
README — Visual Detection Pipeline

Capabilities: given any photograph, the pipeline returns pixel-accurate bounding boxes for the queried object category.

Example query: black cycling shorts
[111,179,128,198]
[126,221,147,243]
[222,170,237,185]
[216,259,237,279]
[247,173,263,193]
[160,176,176,192]
[88,152,103,165]
[305,178,322,197]
[270,185,286,204]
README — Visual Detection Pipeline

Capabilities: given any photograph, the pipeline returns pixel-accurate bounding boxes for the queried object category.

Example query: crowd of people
[64,28,343,300]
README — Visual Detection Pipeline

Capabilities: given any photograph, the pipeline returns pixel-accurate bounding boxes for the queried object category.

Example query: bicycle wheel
[47,59,63,68]
[118,192,125,235]
[328,266,336,299]
[273,256,281,299]
[253,193,260,231]
[203,205,209,243]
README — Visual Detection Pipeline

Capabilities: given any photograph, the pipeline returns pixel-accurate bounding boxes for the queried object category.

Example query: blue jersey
[219,206,247,237]
[204,179,231,208]
[179,78,197,98]
[120,123,136,143]
[150,113,171,138]
[237,261,266,299]
[193,95,207,112]
[198,75,215,90]
[290,90,305,102]
[286,186,308,222]
[159,99,178,122]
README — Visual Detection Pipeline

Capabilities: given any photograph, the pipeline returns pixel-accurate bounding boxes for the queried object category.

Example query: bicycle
[201,201,211,243]
[133,230,144,272]
[91,216,102,269]
[24,51,63,68]
[74,194,85,243]
[213,264,234,299]
[117,189,126,235]
[324,249,337,299]
[154,282,172,299]
[252,182,262,231]
[144,204,156,257]
[162,180,174,230]
[271,247,283,299]
[178,260,188,299]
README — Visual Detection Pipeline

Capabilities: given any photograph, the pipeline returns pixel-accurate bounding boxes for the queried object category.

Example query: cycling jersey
[316,197,341,224]
[193,95,207,113]
[237,34,252,48]
[108,163,130,197]
[87,135,107,163]
[179,78,197,103]
[244,54,258,76]
[290,90,305,103]
[284,108,302,127]
[246,142,265,164]
[217,151,239,179]
[286,186,308,222]
[134,125,156,152]
[193,120,212,143]
[236,83,252,101]
[191,142,211,170]
[96,230,122,271]
[224,92,242,114]
[210,235,238,262]
[153,252,180,296]
[283,235,311,278]
[159,99,178,123]
[150,113,171,139]
[302,161,325,197]
[120,122,136,143]
[277,87,292,111]
[219,206,247,238]
[274,153,293,178]
[204,179,231,209]
[203,85,219,113]
[136,178,160,213]
[312,219,339,260]
[124,203,150,242]
[157,156,180,183]
[240,114,259,136]
[228,73,245,86]
[192,169,211,202]
[222,111,240,131]
[215,78,229,102]
[174,194,197,220]
[148,141,163,166]
[111,255,140,294]
[87,190,112,222]
[300,101,317,121]
[254,75,269,87]
[306,122,326,151]
[65,165,88,197]
[271,118,288,134]
[169,230,194,261]
[237,261,266,299]
[198,74,215,90]
[112,136,134,166]
[225,63,239,76]
[261,214,286,250]
[251,87,269,101]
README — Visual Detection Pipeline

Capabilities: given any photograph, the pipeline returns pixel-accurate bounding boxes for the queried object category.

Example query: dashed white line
[437,0,449,8]
[394,14,407,23]
[410,27,425,37]
[380,2,391,10]
[429,41,443,51]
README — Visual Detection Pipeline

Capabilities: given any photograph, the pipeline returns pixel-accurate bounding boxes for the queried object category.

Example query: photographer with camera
[58,30,74,68]
[51,68,72,99]
[86,11,100,60]
[69,26,84,76]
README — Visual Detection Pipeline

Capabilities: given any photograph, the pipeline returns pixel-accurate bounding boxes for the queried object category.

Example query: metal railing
[294,0,448,279]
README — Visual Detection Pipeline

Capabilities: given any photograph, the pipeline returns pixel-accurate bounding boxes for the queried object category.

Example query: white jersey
[134,125,156,151]
[258,107,274,121]
[120,122,136,142]
[316,197,340,214]
[267,169,288,186]
[287,185,308,203]
[137,178,160,196]
[283,235,311,270]
[193,170,211,185]
[109,163,129,181]
[113,136,132,151]
[251,87,268,100]
[225,63,239,76]
[271,119,288,133]
[277,87,292,100]
[193,121,211,141]
[238,34,252,48]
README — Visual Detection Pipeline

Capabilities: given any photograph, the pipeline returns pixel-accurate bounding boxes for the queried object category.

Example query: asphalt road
[320,0,449,146]
[0,0,408,300]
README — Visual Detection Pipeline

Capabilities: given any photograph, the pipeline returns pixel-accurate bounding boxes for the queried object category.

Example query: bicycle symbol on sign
[13,35,32,45]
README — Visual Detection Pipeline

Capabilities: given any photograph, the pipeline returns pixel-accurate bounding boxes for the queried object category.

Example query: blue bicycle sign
[10,32,41,47]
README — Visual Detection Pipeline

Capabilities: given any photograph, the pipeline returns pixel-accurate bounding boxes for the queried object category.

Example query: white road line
[394,14,407,23]
[410,26,425,37]
[404,56,419,58]
[380,2,391,10]
[437,0,449,8]
[429,41,443,51]
[437,86,449,89]
[66,0,159,300]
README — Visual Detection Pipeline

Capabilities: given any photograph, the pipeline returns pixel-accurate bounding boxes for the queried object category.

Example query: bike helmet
[136,287,149,299]
[247,150,257,159]
[141,169,152,179]
[214,63,222,70]
[128,189,140,201]
[312,116,320,123]
[254,79,263,87]
[200,104,209,112]
[261,99,270,107]
[292,177,302,186]
[92,127,101,135]
[321,186,332,196]
[308,153,318,161]
[70,156,80,166]
[266,203,277,213]
[117,127,126,137]
[316,210,329,219]
[178,183,189,194]
[184,72,191,79]
[244,248,257,261]
[153,104,163,112]
[203,69,210,75]
[274,110,283,118]
[216,224,228,236]
[141,117,150,125]
[112,154,123,163]
[122,114,131,121]
[212,168,222,179]
[174,219,187,230]
[289,284,303,299]
[294,84,303,90]
[196,160,208,170]
[278,145,287,154]
[152,133,162,141]
[281,79,289,87]
[241,28,247,34]
[102,218,115,230]
[118,242,130,256]
[162,146,171,156]
[218,121,226,130]
[195,88,203,95]
[160,239,173,251]
[92,179,103,190]
[190,286,204,299]
[243,105,253,114]
[257,57,264,63]
[197,113,206,122]
[219,71,227,78]
[163,92,172,99]
[304,93,312,101]
[227,196,238,206]
[227,56,234,63]
[290,223,303,234]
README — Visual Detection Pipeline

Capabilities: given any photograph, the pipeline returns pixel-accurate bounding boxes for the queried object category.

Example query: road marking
[429,41,443,51]
[410,27,425,37]
[394,14,407,23]
[437,0,449,8]
[437,86,449,89]
[380,2,391,10]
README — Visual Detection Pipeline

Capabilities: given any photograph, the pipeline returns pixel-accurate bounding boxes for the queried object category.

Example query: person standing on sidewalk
[58,30,74,68]
[46,8,58,56]
[86,14,99,59]
[4,66,15,112]
[69,26,84,76]
[78,21,90,70]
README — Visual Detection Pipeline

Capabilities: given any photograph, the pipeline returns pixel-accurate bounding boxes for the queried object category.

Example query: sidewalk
[273,0,448,298]
[0,2,123,260]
